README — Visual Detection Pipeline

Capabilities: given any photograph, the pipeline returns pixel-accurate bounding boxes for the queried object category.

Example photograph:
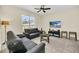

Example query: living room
[0,5,79,53]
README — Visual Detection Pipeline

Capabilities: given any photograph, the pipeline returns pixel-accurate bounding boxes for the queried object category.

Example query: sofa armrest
[27,43,45,53]
[23,32,30,37]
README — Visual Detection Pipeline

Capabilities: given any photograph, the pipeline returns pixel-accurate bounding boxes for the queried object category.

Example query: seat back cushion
[24,29,31,33]
[24,28,39,34]
[7,31,16,41]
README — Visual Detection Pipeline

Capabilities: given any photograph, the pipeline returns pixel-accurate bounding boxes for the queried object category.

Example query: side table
[40,34,50,43]
[61,31,68,39]
[69,32,77,41]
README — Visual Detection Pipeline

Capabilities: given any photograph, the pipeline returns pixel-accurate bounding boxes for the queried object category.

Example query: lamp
[0,18,9,51]
[1,19,9,42]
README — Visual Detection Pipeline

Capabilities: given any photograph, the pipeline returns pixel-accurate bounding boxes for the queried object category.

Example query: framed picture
[49,21,61,28]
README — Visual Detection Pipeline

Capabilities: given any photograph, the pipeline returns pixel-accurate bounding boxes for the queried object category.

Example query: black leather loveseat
[24,28,41,39]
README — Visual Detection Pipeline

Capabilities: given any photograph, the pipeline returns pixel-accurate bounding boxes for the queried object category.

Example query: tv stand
[48,30,60,38]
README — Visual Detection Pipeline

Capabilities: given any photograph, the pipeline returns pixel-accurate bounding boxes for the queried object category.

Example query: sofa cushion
[24,29,31,33]
[30,33,39,36]
[22,38,37,50]
[30,28,39,33]
[7,40,27,53]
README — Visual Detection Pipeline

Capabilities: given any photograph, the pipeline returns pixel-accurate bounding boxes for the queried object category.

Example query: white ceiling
[15,5,78,15]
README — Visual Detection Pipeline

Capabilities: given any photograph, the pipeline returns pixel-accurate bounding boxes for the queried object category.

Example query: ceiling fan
[34,5,51,13]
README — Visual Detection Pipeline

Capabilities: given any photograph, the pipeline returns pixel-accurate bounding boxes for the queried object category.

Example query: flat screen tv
[49,21,61,28]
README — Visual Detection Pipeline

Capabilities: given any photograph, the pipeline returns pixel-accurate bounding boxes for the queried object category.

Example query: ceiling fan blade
[43,10,46,13]
[44,8,51,10]
[37,9,41,13]
[34,8,40,10]
[43,11,46,13]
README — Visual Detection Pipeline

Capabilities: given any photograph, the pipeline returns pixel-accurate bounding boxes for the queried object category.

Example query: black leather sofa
[7,31,45,53]
[24,28,41,39]
[48,30,60,38]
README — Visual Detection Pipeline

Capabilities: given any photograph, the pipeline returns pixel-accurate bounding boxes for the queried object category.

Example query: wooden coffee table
[40,34,50,43]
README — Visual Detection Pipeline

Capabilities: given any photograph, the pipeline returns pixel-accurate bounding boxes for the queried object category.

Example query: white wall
[0,6,41,51]
[40,6,79,40]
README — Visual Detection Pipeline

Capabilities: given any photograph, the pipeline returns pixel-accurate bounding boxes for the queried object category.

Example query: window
[21,15,36,29]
